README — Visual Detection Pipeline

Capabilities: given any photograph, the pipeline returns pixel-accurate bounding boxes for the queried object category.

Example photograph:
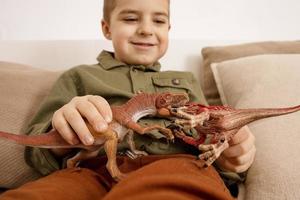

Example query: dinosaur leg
[126,130,148,158]
[143,125,174,141]
[167,123,202,147]
[127,120,174,141]
[103,128,126,182]
[198,136,230,166]
[175,132,201,147]
[67,146,102,168]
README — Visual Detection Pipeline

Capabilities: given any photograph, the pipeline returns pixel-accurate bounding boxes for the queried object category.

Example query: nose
[137,20,153,36]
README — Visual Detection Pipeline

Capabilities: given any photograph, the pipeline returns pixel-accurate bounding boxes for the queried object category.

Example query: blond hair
[103,0,116,23]
[103,0,170,23]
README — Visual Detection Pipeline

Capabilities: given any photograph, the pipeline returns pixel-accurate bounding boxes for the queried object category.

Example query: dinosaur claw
[166,135,175,143]
[171,108,178,113]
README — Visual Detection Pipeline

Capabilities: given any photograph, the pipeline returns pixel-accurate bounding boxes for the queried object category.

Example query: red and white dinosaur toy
[0,92,189,181]
[168,103,300,167]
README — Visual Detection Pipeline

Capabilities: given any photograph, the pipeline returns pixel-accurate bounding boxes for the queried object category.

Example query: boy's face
[102,0,170,66]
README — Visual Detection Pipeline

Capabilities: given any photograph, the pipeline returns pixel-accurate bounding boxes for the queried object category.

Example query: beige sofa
[0,40,300,199]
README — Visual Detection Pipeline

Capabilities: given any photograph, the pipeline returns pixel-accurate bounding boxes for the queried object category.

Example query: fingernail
[105,116,112,123]
[97,123,107,132]
[85,136,94,145]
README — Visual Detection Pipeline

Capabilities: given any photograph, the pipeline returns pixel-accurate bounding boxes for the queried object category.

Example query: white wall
[1,0,300,41]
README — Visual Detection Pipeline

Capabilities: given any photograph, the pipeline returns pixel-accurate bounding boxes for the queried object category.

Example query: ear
[101,19,112,40]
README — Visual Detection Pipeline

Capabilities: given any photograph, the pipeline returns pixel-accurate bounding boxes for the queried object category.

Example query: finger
[225,145,256,166]
[75,99,108,132]
[222,132,255,158]
[63,106,94,145]
[198,144,214,151]
[229,126,251,145]
[216,148,256,173]
[88,95,112,122]
[52,111,80,145]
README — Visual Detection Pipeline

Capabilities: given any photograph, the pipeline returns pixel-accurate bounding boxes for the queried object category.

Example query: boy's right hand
[52,95,113,146]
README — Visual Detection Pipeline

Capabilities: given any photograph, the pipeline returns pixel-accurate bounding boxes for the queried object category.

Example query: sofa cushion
[211,54,300,200]
[201,40,300,105]
[0,61,62,188]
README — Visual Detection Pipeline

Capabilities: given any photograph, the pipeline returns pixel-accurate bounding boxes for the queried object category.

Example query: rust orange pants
[0,154,234,200]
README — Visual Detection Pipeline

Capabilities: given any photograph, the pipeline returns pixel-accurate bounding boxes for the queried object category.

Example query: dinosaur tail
[214,104,300,131]
[0,130,73,148]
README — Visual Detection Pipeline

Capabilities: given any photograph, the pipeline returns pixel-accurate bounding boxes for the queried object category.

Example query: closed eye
[154,19,166,24]
[123,18,138,22]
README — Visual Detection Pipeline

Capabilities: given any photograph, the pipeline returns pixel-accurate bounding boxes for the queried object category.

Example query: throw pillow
[0,61,61,188]
[201,40,300,105]
[211,54,300,200]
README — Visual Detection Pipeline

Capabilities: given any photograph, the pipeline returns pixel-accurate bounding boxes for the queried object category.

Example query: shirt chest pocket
[152,77,192,94]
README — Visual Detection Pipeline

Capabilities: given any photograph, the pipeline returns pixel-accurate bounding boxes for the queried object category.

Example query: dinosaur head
[155,92,189,109]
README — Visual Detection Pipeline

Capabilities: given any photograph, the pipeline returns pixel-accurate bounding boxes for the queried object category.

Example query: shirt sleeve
[24,69,80,176]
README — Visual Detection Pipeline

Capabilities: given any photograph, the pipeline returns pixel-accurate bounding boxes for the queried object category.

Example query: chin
[133,57,157,66]
[137,61,155,67]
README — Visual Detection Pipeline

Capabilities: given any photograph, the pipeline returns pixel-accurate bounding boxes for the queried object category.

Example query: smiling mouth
[131,42,155,47]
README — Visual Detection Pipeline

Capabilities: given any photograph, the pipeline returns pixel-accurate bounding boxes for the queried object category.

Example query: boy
[0,0,255,199]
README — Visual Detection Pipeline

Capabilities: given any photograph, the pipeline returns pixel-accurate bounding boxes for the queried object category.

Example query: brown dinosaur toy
[0,92,189,181]
[168,103,300,167]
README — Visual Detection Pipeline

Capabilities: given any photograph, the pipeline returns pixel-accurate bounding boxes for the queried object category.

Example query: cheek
[163,36,169,49]
[112,25,134,40]
[111,31,129,52]
[112,33,126,44]
[157,30,169,48]
[158,35,169,56]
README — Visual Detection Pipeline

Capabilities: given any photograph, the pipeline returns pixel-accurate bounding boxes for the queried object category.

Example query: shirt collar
[97,50,161,72]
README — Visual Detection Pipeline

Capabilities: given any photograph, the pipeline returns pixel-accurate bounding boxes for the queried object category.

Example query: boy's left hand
[215,126,256,173]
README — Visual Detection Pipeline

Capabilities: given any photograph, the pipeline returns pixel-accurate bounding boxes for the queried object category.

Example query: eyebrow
[118,9,169,18]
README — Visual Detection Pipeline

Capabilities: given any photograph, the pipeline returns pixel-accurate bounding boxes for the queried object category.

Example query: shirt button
[136,89,144,94]
[172,78,180,85]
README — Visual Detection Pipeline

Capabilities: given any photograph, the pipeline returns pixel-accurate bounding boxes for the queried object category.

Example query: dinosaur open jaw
[156,92,189,108]
[169,93,190,107]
